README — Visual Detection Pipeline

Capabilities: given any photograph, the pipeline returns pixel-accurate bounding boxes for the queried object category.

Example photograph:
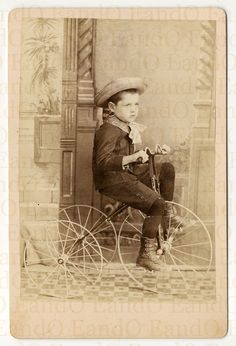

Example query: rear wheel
[59,205,117,265]
[23,220,103,299]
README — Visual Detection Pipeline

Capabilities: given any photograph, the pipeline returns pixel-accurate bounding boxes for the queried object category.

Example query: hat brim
[95,77,146,107]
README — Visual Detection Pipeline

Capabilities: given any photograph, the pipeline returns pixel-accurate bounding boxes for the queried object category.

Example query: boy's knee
[147,197,165,216]
[161,162,175,178]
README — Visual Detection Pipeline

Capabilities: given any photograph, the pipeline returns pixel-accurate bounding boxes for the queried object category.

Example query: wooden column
[60,18,99,210]
[75,19,98,207]
[60,19,80,208]
[188,21,216,221]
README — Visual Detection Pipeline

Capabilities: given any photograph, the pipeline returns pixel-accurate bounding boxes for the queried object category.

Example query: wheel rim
[118,202,213,296]
[59,205,117,265]
[23,220,103,299]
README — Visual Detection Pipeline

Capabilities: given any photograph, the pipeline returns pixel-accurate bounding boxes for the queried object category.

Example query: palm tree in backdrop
[25,18,60,114]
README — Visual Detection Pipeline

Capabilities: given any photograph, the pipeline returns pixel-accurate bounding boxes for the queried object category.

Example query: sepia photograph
[9,7,227,338]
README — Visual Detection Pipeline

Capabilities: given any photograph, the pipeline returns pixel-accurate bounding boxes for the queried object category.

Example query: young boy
[93,77,183,271]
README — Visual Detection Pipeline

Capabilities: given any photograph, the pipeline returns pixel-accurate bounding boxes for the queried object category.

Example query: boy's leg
[158,163,189,227]
[134,161,175,200]
[100,179,165,271]
[100,177,162,215]
[135,162,187,228]
[102,179,165,270]
[159,162,175,200]
[136,198,165,271]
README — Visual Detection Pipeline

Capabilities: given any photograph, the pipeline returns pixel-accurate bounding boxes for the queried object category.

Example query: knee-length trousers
[99,162,175,216]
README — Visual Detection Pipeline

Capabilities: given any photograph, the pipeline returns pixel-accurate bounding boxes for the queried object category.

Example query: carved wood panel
[195,21,216,137]
[60,19,80,208]
[188,21,216,218]
[60,18,97,209]
[60,145,75,201]
[75,107,97,206]
[34,115,61,163]
[74,19,97,207]
[188,139,215,220]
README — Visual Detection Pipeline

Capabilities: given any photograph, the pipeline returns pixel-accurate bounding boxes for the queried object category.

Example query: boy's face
[108,91,140,123]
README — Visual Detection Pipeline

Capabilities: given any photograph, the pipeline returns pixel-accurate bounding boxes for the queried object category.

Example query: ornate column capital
[193,21,216,136]
[77,19,95,105]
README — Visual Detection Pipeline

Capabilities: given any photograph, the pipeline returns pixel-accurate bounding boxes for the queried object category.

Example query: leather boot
[136,236,162,271]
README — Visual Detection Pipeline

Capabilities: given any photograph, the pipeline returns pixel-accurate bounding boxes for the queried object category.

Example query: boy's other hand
[155,144,171,155]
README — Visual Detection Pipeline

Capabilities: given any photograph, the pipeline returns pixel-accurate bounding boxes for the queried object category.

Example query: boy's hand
[155,144,171,155]
[122,150,149,167]
[134,149,149,163]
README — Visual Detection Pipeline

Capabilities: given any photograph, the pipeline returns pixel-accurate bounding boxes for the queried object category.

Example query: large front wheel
[118,202,213,296]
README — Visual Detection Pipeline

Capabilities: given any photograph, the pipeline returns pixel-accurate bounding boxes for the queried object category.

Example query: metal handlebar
[137,145,171,163]
[146,144,171,156]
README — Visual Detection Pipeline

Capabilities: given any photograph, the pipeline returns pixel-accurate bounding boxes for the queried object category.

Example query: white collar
[105,116,146,144]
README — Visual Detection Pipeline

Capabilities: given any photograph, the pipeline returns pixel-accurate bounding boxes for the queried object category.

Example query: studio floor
[21,263,216,303]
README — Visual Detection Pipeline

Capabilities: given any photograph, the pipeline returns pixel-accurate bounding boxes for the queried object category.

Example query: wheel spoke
[124,220,142,233]
[62,211,78,234]
[68,237,94,258]
[64,228,85,257]
[171,212,188,231]
[53,266,61,289]
[167,214,171,239]
[67,260,94,284]
[97,245,116,253]
[170,253,205,278]
[174,241,210,248]
[168,252,189,287]
[56,224,65,254]
[70,252,102,259]
[88,214,105,232]
[172,226,198,244]
[171,247,210,262]
[85,240,105,265]
[66,240,80,258]
[65,266,77,284]
[72,262,101,271]
[59,205,117,265]
[38,264,61,289]
[84,207,92,229]
[75,237,115,255]
[84,246,99,271]
[82,243,86,273]
[63,241,78,253]
[59,221,79,240]
[91,223,113,236]
[76,206,84,236]
[46,232,60,257]
[93,236,114,240]
[64,266,70,297]
[59,221,81,254]
[25,257,56,265]
[119,235,140,242]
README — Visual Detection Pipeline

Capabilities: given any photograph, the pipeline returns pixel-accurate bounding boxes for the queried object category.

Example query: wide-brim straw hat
[95,77,146,107]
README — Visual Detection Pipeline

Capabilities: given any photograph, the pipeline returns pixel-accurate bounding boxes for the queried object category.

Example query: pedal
[156,248,163,257]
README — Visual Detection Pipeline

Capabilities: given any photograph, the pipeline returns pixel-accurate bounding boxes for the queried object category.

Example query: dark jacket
[92,122,137,190]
